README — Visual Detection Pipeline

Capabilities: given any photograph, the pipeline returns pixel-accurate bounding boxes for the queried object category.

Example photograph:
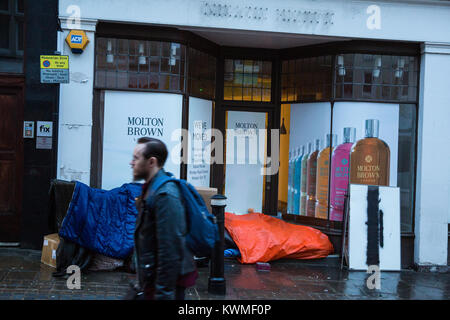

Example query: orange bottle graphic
[306,139,321,217]
[350,119,390,186]
[315,134,337,219]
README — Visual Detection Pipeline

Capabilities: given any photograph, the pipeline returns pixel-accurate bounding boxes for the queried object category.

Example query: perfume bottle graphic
[329,127,356,221]
[287,149,295,214]
[350,119,390,186]
[300,142,312,215]
[293,146,305,215]
[306,139,321,217]
[314,134,337,219]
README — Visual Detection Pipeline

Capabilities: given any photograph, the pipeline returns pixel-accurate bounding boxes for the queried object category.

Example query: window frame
[278,44,420,237]
[0,0,24,58]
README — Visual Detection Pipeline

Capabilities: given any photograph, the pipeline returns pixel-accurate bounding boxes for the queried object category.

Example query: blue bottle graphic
[293,146,305,214]
[287,149,295,214]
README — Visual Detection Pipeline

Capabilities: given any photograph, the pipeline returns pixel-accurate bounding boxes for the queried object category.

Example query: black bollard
[208,194,227,295]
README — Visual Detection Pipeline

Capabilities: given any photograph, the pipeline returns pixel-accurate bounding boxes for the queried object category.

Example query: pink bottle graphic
[329,127,356,221]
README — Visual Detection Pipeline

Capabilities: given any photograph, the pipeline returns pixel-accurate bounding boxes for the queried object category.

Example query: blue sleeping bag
[59,181,142,259]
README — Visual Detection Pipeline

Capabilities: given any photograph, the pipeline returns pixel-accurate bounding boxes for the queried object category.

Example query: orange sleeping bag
[225,212,334,264]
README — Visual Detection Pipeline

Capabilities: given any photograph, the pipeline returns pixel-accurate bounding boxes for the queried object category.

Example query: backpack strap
[146,171,177,208]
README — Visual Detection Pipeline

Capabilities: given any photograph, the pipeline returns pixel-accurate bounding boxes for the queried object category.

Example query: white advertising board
[102,91,182,190]
[225,111,267,214]
[187,97,213,188]
[348,184,401,271]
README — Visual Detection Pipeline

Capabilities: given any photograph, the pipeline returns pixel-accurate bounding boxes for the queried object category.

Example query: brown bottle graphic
[350,119,390,186]
[306,139,321,217]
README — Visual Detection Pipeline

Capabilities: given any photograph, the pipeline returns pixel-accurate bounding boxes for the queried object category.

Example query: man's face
[130,144,151,181]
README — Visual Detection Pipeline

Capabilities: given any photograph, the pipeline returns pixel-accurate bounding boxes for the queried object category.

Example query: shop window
[281,56,332,102]
[0,0,24,73]
[188,48,216,99]
[224,59,272,102]
[95,37,186,93]
[279,101,416,233]
[334,54,418,102]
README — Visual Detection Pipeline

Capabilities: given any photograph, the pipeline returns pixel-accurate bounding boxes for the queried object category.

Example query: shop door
[220,109,276,215]
[0,88,23,242]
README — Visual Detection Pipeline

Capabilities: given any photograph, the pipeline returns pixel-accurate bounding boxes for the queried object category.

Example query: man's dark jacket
[134,169,196,300]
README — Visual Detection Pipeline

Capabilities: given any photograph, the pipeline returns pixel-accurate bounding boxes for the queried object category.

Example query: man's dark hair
[137,137,168,167]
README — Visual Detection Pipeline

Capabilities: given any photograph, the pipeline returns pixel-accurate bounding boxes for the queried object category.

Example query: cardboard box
[195,187,218,214]
[41,233,60,268]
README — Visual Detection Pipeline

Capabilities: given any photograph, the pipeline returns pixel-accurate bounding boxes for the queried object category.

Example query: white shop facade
[56,0,450,269]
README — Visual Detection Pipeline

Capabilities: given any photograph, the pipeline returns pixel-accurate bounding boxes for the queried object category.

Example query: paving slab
[0,248,448,300]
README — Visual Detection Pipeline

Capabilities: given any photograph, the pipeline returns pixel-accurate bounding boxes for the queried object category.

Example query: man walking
[125,137,197,300]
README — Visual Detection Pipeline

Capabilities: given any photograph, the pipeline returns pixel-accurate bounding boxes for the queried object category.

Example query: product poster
[287,103,331,216]
[332,102,399,187]
[225,111,267,214]
[187,97,212,187]
[102,91,183,190]
[289,103,332,154]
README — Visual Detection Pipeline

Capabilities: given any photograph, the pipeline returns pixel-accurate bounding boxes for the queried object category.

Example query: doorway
[214,106,278,215]
[0,79,23,243]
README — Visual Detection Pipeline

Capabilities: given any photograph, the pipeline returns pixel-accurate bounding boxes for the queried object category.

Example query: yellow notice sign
[40,55,69,69]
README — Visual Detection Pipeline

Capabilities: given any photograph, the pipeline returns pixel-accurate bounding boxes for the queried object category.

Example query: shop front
[56,0,450,269]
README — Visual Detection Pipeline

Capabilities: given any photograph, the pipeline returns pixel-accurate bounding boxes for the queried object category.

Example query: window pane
[117,55,128,71]
[159,74,170,90]
[128,72,138,88]
[117,72,128,88]
[149,41,160,56]
[160,58,170,73]
[129,55,138,72]
[95,70,106,87]
[16,19,23,51]
[233,87,242,100]
[0,14,9,49]
[149,74,159,89]
[117,39,128,54]
[94,37,187,93]
[138,73,149,89]
[106,71,116,88]
[170,75,180,91]
[0,0,8,11]
[233,73,243,86]
[252,88,262,102]
[161,42,171,57]
[171,58,180,74]
[262,89,271,102]
[243,87,252,101]
[138,57,149,73]
[224,86,233,100]
[96,53,107,70]
[149,57,159,73]
[17,0,24,13]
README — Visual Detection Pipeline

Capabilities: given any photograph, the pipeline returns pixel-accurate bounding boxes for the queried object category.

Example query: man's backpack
[146,171,219,257]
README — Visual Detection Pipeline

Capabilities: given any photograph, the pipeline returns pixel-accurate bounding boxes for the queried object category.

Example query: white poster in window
[187,97,212,187]
[102,91,182,190]
[225,111,267,214]
[333,102,399,187]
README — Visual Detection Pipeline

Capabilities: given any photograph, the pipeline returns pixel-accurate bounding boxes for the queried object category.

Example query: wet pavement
[0,248,449,300]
